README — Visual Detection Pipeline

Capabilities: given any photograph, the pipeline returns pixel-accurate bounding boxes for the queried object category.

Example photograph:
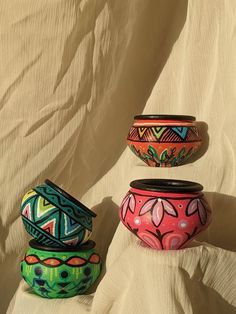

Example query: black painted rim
[130,179,203,192]
[29,239,95,252]
[134,114,196,121]
[45,179,96,217]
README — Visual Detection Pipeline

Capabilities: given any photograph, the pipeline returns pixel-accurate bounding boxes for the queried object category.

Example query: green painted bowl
[21,240,101,298]
[20,179,96,247]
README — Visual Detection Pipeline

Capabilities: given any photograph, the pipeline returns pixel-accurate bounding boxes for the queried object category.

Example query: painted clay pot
[127,114,202,167]
[20,179,96,248]
[21,239,101,298]
[119,179,212,250]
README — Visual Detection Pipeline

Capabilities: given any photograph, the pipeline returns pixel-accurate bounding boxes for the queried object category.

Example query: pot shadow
[185,121,209,164]
[0,252,21,314]
[195,192,236,252]
[86,197,120,293]
[63,0,189,198]
[180,268,236,314]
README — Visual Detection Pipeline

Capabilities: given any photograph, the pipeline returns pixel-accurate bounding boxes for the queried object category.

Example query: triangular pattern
[138,127,148,138]
[58,282,70,288]
[128,126,199,142]
[161,128,183,142]
[21,189,37,205]
[40,218,56,236]
[36,196,56,218]
[172,127,188,139]
[63,237,79,246]
[186,127,200,141]
[64,213,81,235]
[151,127,167,140]
[21,203,32,221]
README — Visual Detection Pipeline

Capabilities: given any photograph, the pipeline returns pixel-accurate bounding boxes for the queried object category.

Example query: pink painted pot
[119,179,212,250]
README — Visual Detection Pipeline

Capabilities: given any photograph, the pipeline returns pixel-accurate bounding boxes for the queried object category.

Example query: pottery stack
[119,114,212,250]
[20,179,101,298]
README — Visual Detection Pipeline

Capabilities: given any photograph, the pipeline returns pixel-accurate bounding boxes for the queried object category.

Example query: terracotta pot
[20,179,96,248]
[119,179,212,250]
[21,240,101,298]
[127,114,202,167]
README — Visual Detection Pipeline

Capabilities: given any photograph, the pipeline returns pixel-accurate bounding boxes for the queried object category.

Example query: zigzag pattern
[127,126,200,142]
[21,193,87,247]
[34,186,92,231]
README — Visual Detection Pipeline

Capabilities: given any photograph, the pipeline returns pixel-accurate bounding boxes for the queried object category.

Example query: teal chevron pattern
[172,127,188,139]
[20,190,91,248]
[34,185,93,231]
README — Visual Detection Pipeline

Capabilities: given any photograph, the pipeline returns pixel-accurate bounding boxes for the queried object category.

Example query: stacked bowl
[20,179,101,298]
[119,114,212,249]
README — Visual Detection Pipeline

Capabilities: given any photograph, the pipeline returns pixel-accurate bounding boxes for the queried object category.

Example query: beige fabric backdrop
[0,0,235,313]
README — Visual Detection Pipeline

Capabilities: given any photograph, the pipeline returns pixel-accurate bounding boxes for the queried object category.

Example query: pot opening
[45,179,96,217]
[130,179,203,193]
[29,239,95,252]
[134,114,196,121]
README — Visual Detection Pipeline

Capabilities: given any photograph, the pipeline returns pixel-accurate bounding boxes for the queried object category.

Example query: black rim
[134,114,196,121]
[130,179,203,192]
[29,239,95,252]
[45,179,96,217]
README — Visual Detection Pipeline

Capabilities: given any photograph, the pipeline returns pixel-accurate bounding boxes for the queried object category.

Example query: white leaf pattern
[121,197,129,220]
[129,194,136,213]
[162,199,177,217]
[200,198,211,213]
[186,199,198,216]
[152,201,164,227]
[121,193,136,219]
[139,198,157,215]
[198,199,207,225]
[121,194,130,206]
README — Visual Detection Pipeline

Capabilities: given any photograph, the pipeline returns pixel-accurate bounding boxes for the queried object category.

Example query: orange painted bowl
[127,115,202,167]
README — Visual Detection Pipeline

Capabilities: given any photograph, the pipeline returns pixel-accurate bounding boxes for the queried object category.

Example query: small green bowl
[21,240,101,298]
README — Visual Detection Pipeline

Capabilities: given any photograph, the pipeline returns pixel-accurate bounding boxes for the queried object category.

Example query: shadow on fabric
[180,268,236,314]
[185,121,209,164]
[66,0,189,198]
[86,197,119,293]
[196,192,236,252]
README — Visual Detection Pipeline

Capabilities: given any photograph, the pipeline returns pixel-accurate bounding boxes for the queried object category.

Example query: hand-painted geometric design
[40,218,57,237]
[34,185,93,231]
[139,198,177,227]
[89,254,100,264]
[21,189,37,205]
[138,127,148,138]
[151,127,167,139]
[21,245,101,298]
[186,198,209,225]
[21,190,92,248]
[64,214,82,235]
[119,190,212,250]
[43,258,61,266]
[36,197,56,219]
[120,193,136,220]
[25,255,39,264]
[172,127,188,139]
[63,237,80,247]
[21,203,32,221]
[127,126,201,143]
[83,229,92,243]
[23,253,101,267]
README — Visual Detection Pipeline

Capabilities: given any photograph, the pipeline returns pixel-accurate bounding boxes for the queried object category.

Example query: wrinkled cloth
[0,0,236,313]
